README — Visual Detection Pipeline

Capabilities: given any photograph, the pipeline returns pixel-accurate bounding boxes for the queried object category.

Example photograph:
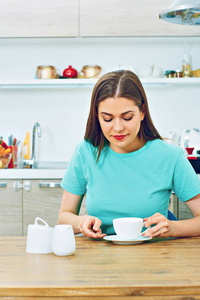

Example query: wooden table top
[0,236,200,299]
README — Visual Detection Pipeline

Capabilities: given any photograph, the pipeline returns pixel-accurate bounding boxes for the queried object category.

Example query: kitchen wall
[0,37,200,162]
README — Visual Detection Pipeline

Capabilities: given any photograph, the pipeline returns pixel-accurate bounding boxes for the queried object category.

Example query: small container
[79,65,102,78]
[182,53,191,78]
[36,65,58,79]
[63,65,78,78]
[26,217,54,254]
[165,70,176,78]
[52,224,76,256]
[175,70,183,78]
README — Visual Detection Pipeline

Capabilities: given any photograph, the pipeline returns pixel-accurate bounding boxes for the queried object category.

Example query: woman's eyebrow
[121,110,135,115]
[100,110,134,116]
[100,112,112,116]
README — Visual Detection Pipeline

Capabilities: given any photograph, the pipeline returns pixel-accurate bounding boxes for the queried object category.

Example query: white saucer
[103,235,152,245]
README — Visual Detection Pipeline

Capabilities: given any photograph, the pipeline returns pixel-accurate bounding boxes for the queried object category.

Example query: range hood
[159,0,200,25]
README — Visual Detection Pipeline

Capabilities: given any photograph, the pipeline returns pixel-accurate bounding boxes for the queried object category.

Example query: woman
[58,70,200,239]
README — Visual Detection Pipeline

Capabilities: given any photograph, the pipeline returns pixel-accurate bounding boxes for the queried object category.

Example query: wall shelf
[0,78,200,88]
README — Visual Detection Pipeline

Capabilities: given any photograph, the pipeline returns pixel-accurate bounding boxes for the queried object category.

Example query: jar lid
[28,217,53,230]
[165,70,176,75]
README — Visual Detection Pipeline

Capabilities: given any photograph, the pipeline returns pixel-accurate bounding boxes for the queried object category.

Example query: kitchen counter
[1,170,199,180]
[0,162,68,179]
[0,160,199,180]
[0,168,66,179]
[1,236,200,299]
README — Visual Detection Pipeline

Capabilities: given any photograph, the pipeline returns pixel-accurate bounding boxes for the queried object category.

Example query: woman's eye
[123,116,133,121]
[103,119,113,122]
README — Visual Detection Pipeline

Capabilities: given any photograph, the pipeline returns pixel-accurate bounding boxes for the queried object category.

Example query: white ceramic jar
[26,217,54,254]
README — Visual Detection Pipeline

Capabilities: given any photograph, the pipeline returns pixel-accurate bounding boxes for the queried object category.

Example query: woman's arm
[143,193,200,238]
[58,190,86,234]
[58,190,106,238]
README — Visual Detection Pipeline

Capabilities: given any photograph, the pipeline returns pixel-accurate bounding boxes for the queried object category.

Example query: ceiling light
[159,0,200,25]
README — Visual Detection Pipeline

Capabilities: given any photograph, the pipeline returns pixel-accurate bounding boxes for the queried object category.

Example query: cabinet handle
[13,181,31,192]
[0,182,7,188]
[39,182,61,188]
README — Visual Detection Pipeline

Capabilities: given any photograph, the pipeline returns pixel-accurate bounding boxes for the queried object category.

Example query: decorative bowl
[191,69,200,77]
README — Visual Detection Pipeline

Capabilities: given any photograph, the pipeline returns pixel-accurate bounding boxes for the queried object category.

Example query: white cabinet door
[80,0,200,37]
[23,179,63,235]
[0,180,23,236]
[0,0,79,37]
[23,179,86,235]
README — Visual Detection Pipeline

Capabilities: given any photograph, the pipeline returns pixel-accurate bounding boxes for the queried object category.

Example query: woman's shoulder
[74,139,96,156]
[149,139,184,156]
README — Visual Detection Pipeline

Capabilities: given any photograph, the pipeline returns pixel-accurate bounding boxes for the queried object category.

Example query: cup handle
[34,217,49,227]
[142,227,150,235]
[142,222,151,235]
[78,69,84,78]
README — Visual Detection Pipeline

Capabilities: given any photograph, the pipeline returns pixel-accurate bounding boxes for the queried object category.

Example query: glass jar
[165,70,176,78]
[175,70,183,78]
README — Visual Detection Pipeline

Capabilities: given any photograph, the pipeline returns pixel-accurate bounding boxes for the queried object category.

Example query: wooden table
[0,236,200,299]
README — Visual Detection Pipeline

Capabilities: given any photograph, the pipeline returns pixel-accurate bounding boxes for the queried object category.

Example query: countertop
[0,161,68,179]
[1,236,200,298]
[0,168,66,179]
[1,161,200,180]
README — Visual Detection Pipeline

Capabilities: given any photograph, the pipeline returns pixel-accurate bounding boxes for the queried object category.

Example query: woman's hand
[79,216,106,239]
[142,212,176,238]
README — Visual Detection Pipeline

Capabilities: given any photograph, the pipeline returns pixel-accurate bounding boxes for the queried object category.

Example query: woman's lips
[113,135,127,140]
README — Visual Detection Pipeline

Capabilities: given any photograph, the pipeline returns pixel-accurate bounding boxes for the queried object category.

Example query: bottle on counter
[182,52,191,78]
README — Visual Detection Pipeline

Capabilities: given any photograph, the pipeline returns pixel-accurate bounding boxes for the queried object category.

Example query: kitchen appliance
[180,128,200,152]
[179,129,200,173]
[159,0,200,25]
[185,147,200,173]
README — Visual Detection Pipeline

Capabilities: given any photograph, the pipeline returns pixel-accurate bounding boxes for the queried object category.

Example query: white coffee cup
[113,217,146,239]
[26,217,54,254]
[52,224,76,256]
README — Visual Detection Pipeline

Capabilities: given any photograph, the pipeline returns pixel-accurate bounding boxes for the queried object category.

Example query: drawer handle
[0,182,7,188]
[39,182,61,188]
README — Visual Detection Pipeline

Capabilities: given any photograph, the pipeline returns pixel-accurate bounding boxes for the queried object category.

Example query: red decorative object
[63,65,78,78]
[185,147,194,155]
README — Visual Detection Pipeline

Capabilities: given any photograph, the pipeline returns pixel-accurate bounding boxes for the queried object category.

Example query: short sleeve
[60,144,87,195]
[172,150,200,201]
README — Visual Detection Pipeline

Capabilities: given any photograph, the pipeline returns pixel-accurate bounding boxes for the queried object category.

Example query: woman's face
[98,97,145,154]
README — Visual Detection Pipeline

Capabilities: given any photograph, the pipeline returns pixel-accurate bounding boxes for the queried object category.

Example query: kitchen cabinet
[0,0,78,38]
[1,0,200,38]
[0,180,23,236]
[0,178,194,235]
[80,0,200,37]
[23,179,63,235]
[178,200,193,220]
[169,193,193,220]
[0,179,86,236]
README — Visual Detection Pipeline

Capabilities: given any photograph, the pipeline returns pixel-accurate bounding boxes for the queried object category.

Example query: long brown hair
[84,70,162,161]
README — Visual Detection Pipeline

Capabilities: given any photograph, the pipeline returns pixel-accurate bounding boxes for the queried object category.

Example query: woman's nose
[113,119,124,132]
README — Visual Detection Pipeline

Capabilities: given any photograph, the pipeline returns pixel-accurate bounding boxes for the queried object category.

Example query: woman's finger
[93,218,102,232]
[80,217,105,238]
[144,213,165,228]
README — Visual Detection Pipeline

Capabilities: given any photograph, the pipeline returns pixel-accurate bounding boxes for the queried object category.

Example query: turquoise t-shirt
[61,139,200,235]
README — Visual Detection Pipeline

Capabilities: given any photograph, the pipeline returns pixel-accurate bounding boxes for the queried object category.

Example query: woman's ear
[141,104,145,121]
